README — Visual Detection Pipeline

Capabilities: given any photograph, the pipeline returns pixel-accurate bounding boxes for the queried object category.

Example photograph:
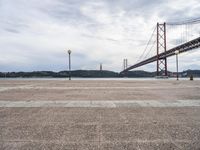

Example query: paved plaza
[0,79,200,149]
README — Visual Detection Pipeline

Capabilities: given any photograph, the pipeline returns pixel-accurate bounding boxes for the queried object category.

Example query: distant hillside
[182,70,200,77]
[59,70,118,78]
[0,70,118,78]
[121,70,155,77]
[0,70,200,78]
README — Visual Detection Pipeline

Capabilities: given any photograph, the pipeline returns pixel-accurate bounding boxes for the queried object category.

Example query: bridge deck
[121,37,200,73]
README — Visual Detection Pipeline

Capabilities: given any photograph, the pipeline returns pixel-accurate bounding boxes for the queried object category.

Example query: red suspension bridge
[120,18,200,76]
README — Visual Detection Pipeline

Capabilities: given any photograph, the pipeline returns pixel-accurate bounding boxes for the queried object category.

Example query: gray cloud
[4,28,20,33]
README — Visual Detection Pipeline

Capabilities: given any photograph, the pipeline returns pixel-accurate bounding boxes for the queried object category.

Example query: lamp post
[175,50,179,80]
[68,50,72,80]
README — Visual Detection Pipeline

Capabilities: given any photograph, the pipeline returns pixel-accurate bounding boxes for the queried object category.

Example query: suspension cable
[136,26,156,63]
[143,39,156,59]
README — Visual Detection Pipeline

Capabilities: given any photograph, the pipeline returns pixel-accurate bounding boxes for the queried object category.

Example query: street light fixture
[175,50,179,80]
[68,50,72,80]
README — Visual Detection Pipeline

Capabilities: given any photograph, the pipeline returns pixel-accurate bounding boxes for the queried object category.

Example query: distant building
[100,63,102,71]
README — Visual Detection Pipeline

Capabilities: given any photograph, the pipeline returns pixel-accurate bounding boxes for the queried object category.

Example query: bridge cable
[135,26,157,63]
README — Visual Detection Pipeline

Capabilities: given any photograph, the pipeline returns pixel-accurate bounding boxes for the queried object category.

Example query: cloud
[0,0,200,72]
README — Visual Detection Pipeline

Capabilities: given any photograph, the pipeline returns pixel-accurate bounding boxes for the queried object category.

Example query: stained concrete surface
[0,79,200,101]
[0,79,200,150]
[1,107,200,150]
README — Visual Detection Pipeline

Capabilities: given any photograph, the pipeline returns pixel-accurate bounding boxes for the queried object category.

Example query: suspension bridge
[120,18,200,76]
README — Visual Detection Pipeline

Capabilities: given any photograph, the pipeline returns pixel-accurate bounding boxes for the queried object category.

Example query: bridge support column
[157,22,168,76]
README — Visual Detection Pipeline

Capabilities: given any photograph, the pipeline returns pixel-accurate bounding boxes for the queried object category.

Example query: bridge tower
[156,22,167,76]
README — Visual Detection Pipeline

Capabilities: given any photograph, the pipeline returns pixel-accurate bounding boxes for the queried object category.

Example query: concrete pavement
[0,79,200,149]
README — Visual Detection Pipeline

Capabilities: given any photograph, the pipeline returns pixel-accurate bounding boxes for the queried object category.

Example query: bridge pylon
[156,22,167,76]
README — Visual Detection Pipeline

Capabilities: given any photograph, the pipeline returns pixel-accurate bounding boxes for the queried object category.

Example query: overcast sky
[0,0,200,72]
